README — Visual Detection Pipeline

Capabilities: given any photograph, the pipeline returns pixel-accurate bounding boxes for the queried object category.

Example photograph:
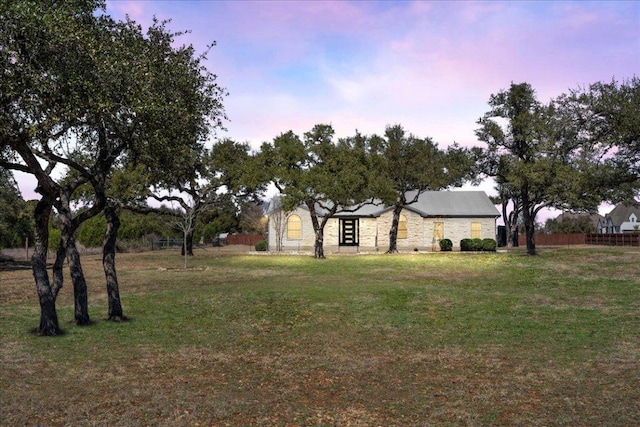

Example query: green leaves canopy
[552,78,640,204]
[374,124,476,205]
[261,124,375,214]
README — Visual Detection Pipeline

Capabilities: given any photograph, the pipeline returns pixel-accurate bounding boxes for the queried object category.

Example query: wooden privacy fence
[526,233,588,246]
[225,234,264,246]
[585,233,639,246]
[518,233,639,247]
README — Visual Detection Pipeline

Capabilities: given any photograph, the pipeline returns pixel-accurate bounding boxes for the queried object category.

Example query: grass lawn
[1,247,639,426]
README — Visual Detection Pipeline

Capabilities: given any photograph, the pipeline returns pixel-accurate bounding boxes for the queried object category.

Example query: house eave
[421,214,501,219]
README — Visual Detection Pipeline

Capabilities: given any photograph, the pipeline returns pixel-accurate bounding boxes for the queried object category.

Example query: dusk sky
[15,1,640,217]
[104,0,639,145]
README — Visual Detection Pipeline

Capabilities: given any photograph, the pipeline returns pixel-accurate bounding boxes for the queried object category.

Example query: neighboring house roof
[607,204,640,226]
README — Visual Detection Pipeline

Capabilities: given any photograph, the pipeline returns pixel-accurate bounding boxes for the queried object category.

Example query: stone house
[267,191,500,252]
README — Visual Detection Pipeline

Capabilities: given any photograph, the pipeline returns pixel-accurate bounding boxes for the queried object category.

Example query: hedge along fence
[517,233,639,247]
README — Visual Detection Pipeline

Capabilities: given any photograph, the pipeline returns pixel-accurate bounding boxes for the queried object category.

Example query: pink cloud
[102,0,638,154]
[106,0,154,26]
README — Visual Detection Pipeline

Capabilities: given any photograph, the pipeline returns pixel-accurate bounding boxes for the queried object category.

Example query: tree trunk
[32,197,61,336]
[103,205,125,321]
[305,200,326,259]
[36,288,60,336]
[521,193,536,255]
[503,202,514,249]
[181,229,194,256]
[67,238,91,325]
[387,204,402,253]
[509,224,519,248]
[502,199,520,249]
[314,227,325,259]
[273,209,285,251]
[507,213,519,248]
[188,230,194,255]
[51,243,66,298]
[52,205,73,301]
[54,192,91,325]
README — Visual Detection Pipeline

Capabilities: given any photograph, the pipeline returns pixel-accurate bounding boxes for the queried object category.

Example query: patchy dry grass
[1,247,639,426]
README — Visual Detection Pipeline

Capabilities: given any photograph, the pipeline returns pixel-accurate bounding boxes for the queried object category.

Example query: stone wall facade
[269,207,497,252]
[267,207,316,251]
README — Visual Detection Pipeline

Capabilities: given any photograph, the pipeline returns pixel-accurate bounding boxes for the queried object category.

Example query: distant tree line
[544,215,597,234]
[1,0,637,335]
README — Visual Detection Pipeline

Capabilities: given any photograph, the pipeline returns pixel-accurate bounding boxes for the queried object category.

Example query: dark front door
[339,218,359,246]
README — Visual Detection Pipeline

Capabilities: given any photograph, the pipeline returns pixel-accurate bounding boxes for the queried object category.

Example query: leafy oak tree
[373,125,478,253]
[0,0,106,334]
[0,0,226,332]
[126,138,253,259]
[100,17,226,269]
[476,82,612,255]
[477,83,552,255]
[143,151,219,259]
[478,80,639,255]
[554,78,639,204]
[261,125,376,258]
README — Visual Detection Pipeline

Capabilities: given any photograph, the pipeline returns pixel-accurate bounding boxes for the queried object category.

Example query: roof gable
[607,204,640,225]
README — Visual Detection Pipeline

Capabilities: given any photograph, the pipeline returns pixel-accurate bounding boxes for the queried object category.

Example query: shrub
[77,214,106,247]
[439,238,453,251]
[460,238,473,251]
[472,238,484,251]
[48,227,61,251]
[255,240,267,251]
[200,222,220,245]
[482,238,497,252]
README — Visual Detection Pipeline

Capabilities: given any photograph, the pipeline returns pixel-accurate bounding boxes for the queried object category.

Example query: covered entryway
[339,218,359,246]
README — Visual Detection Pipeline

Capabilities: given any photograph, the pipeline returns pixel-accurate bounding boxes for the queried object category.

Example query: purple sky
[104,0,638,146]
[14,0,640,218]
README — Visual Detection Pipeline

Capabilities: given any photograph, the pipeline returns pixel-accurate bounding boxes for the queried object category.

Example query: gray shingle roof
[333,201,386,217]
[404,191,500,217]
[608,204,640,226]
[334,190,499,218]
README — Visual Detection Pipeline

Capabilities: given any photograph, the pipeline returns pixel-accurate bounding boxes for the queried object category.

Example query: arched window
[398,215,408,239]
[287,214,302,239]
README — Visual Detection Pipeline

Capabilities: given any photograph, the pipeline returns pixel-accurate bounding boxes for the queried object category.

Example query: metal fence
[518,233,639,247]
[151,238,183,250]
